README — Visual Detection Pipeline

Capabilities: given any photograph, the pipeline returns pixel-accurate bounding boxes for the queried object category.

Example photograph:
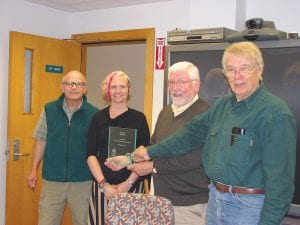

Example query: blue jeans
[206,183,265,225]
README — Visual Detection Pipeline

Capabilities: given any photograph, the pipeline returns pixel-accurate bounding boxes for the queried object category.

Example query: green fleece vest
[43,95,98,182]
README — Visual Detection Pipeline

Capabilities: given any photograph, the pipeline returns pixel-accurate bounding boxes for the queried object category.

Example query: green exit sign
[45,64,64,74]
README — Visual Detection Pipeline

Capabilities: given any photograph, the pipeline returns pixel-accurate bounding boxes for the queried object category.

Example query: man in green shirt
[133,41,297,225]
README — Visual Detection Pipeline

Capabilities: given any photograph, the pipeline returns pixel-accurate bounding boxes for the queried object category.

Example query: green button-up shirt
[148,82,296,225]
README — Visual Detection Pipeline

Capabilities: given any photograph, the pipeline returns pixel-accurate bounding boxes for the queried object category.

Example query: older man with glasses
[26,70,98,225]
[132,42,297,225]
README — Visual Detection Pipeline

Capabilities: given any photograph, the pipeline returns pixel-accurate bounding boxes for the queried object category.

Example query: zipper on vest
[65,118,71,181]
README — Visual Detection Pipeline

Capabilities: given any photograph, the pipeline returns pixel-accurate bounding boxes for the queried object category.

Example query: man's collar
[171,94,199,117]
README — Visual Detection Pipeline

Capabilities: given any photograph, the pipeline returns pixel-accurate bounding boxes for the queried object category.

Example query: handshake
[105,146,151,171]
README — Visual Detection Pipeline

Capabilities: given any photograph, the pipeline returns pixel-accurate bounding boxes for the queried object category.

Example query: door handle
[13,153,31,156]
[13,139,31,161]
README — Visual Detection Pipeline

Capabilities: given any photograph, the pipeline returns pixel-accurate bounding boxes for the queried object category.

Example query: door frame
[72,28,155,130]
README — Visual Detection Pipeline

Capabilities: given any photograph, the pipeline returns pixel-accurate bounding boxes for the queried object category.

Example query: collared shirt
[171,94,199,117]
[150,93,200,196]
[148,82,297,225]
[33,98,83,140]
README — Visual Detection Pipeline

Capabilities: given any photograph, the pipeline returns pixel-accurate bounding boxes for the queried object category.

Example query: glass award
[108,126,137,158]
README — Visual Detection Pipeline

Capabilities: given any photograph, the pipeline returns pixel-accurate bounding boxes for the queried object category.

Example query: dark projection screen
[164,40,300,216]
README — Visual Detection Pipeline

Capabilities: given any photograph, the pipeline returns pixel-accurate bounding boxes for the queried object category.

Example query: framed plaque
[108,126,137,157]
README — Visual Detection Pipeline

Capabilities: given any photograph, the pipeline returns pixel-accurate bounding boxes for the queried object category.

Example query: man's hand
[105,155,130,171]
[26,170,38,191]
[132,146,151,162]
[26,139,46,191]
[127,161,153,176]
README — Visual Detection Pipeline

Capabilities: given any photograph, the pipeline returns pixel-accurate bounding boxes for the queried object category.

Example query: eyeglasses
[62,81,86,88]
[224,65,256,77]
[168,80,195,87]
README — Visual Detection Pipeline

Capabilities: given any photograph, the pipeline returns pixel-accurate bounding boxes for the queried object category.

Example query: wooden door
[5,31,81,225]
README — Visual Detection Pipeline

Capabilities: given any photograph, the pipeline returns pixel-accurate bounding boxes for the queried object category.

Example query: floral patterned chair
[105,193,175,225]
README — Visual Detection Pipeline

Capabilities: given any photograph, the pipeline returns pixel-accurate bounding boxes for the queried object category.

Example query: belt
[212,181,264,194]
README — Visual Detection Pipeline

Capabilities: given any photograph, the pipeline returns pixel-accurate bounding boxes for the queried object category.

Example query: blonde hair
[102,71,131,103]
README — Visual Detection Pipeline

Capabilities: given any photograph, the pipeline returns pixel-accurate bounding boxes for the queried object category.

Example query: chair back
[105,192,175,225]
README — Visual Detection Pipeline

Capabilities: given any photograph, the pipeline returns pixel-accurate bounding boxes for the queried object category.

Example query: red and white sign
[155,38,166,70]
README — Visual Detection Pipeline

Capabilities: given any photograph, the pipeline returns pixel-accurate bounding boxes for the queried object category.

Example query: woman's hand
[105,156,130,171]
[115,180,133,193]
[103,184,117,199]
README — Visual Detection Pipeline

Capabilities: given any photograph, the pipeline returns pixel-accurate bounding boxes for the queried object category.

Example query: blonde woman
[87,71,150,225]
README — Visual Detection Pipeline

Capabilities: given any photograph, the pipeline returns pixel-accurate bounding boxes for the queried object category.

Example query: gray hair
[168,61,200,81]
[222,41,264,70]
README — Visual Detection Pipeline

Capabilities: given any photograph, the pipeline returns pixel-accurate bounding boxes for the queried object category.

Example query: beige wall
[86,42,146,112]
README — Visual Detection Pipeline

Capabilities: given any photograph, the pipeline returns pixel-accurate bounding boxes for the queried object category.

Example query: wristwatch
[152,167,157,174]
[152,160,157,173]
[128,179,134,186]
[126,153,135,165]
[97,179,109,192]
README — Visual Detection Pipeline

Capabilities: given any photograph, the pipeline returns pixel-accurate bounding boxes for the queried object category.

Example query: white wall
[1,0,300,224]
[246,0,300,33]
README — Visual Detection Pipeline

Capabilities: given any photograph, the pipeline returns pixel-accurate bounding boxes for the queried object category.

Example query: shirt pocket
[203,126,222,166]
[226,131,254,167]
